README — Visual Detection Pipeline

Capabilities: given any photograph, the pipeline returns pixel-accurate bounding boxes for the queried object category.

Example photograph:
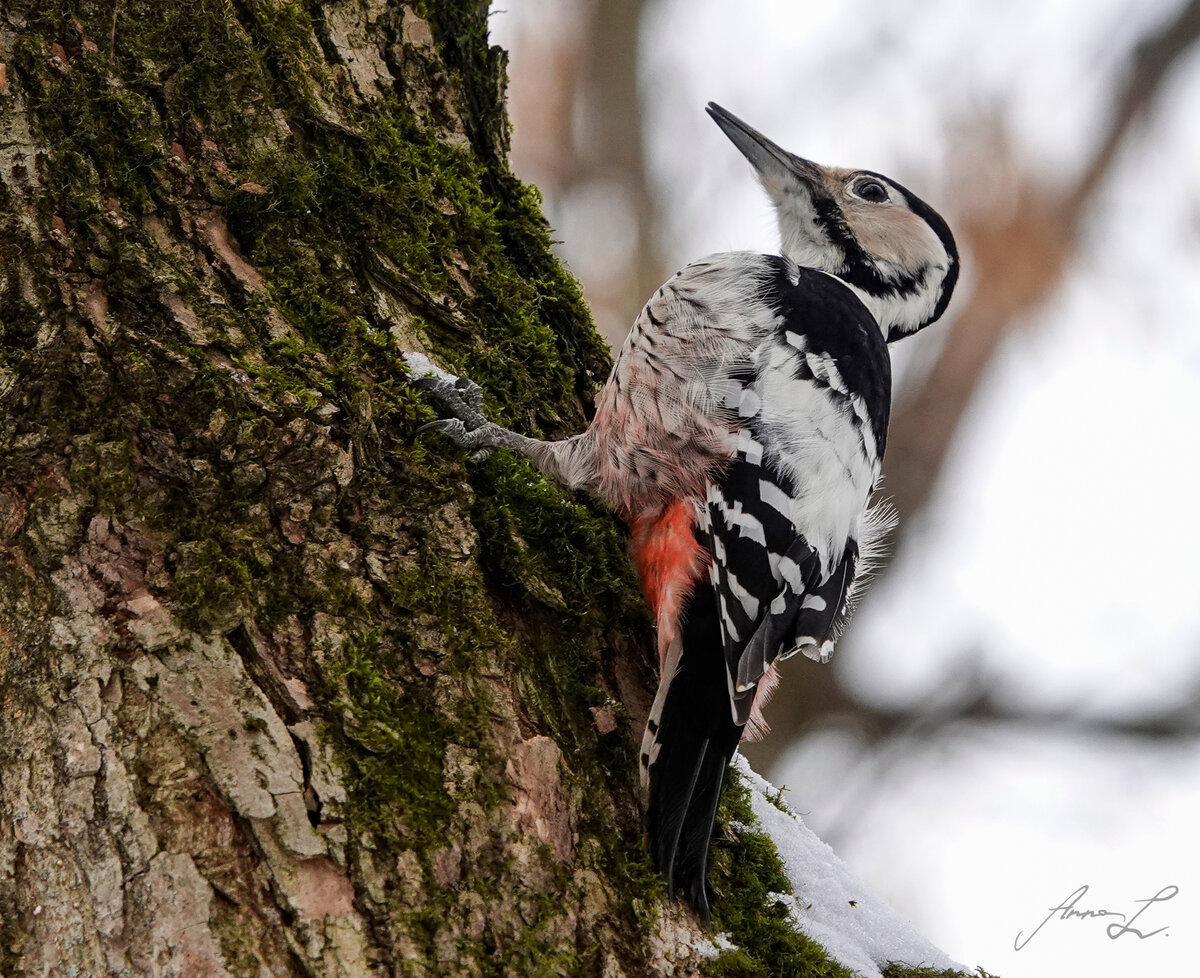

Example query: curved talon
[411,369,498,460]
[411,375,488,429]
[417,418,502,461]
[416,418,467,440]
[455,377,485,412]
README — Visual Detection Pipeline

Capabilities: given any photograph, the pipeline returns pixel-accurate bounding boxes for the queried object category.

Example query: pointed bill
[706,102,822,189]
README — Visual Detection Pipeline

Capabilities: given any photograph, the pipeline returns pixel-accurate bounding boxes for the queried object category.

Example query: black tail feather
[646,583,744,920]
[675,737,737,919]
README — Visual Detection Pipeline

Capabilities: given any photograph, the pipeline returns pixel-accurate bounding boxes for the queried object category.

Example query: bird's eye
[851,178,888,203]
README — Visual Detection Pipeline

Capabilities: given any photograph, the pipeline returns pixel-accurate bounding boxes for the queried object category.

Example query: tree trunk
[0,0,669,973]
[0,3,953,976]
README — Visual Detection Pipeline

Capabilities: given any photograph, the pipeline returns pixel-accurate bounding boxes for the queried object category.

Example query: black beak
[706,102,823,189]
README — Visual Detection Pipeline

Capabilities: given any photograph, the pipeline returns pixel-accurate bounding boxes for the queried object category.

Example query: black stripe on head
[838,252,927,302]
[803,188,924,300]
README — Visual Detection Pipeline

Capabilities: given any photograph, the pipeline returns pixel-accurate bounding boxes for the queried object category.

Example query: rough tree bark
[0,2,876,976]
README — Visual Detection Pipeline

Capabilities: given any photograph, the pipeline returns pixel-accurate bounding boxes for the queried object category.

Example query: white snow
[733,754,968,978]
[400,351,458,384]
[690,931,739,960]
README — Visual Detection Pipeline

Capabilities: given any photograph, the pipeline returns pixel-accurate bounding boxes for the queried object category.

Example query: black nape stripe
[838,260,926,301]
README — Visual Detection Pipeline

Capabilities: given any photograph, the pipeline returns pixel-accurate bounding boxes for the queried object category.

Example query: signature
[1014,884,1178,950]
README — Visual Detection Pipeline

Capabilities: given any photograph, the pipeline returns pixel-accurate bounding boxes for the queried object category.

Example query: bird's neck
[839,277,941,340]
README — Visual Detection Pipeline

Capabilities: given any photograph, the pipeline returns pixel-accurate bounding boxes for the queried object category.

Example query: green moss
[323,625,459,844]
[68,437,138,510]
[418,1,507,163]
[470,453,638,613]
[313,530,512,847]
[170,538,254,626]
[220,117,595,436]
[388,551,510,672]
[700,771,856,978]
[0,247,44,364]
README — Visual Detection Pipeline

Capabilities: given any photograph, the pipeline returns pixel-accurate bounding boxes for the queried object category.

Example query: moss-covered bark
[0,2,976,975]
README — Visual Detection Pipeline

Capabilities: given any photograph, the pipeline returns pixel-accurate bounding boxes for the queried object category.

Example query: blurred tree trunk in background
[502,0,666,346]
[884,0,1200,528]
[0,1,742,973]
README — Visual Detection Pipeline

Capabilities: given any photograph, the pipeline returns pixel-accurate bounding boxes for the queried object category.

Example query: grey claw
[417,418,502,460]
[417,418,468,440]
[411,374,488,430]
[454,377,485,412]
[410,366,501,462]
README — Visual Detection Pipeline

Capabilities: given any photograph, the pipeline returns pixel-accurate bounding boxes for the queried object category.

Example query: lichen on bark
[0,2,906,976]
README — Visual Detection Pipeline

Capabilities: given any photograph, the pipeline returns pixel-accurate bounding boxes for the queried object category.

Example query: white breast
[751,341,879,575]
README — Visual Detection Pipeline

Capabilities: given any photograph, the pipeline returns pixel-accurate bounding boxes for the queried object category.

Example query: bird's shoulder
[660,253,889,369]
[758,256,889,381]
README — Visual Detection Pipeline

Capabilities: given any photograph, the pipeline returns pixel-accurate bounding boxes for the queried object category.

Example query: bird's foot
[407,360,498,460]
[416,416,505,459]
[412,374,487,429]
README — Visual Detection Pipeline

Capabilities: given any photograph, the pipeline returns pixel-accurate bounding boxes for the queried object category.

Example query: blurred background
[487,1,1200,974]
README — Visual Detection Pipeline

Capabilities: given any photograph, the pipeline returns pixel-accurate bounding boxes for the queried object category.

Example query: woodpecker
[415,103,958,920]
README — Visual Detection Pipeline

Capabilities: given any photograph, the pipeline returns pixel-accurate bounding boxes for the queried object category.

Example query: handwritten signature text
[1014,884,1178,950]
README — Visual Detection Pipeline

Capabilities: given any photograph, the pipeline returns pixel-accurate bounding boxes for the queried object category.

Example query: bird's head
[707,102,958,341]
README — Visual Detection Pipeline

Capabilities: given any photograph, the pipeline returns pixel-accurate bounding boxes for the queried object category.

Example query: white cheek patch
[768,178,845,273]
[840,208,952,336]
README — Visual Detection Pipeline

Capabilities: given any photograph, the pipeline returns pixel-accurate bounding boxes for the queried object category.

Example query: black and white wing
[645,258,891,917]
[702,259,891,723]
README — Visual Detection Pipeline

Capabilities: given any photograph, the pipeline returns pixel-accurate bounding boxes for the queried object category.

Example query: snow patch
[691,931,739,960]
[734,754,968,978]
[401,351,458,384]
